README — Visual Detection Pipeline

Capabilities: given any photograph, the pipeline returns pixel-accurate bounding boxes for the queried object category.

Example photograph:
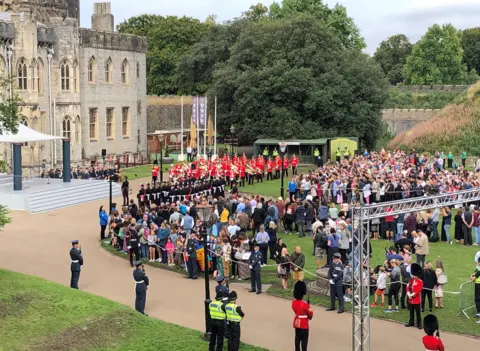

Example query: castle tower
[91,2,114,32]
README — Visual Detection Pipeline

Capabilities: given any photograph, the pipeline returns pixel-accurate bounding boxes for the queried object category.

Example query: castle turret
[91,2,114,32]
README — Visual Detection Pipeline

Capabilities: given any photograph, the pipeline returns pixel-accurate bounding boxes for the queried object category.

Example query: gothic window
[106,108,114,138]
[17,59,27,90]
[60,60,70,91]
[88,56,95,83]
[105,58,112,83]
[62,117,71,139]
[136,62,140,78]
[37,58,44,95]
[89,108,98,140]
[121,59,128,84]
[122,107,129,137]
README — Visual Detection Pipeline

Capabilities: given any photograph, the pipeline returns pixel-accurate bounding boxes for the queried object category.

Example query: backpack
[319,233,328,249]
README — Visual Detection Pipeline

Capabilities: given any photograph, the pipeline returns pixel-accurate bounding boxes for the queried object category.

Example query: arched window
[121,107,129,137]
[72,60,78,91]
[105,58,112,83]
[88,56,95,83]
[75,115,81,144]
[37,58,44,95]
[136,62,140,78]
[62,117,71,139]
[60,60,70,91]
[106,108,114,138]
[121,59,128,84]
[17,59,28,90]
[31,59,39,91]
[20,118,28,146]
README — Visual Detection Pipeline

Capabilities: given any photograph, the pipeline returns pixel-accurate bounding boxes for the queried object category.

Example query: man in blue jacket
[288,178,297,202]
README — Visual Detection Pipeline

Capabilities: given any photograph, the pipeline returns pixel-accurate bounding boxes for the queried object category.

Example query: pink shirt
[165,242,175,254]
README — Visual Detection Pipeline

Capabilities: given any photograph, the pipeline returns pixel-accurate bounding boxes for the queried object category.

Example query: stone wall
[382,109,441,135]
[394,85,469,93]
[147,96,194,133]
[79,28,148,54]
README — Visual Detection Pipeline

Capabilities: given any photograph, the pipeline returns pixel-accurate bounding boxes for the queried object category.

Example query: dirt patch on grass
[31,311,131,351]
[0,293,35,320]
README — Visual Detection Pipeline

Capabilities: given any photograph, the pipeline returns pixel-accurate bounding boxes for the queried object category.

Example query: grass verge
[0,269,266,351]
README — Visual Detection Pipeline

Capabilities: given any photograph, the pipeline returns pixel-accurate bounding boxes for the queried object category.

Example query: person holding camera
[133,260,149,315]
[422,314,444,351]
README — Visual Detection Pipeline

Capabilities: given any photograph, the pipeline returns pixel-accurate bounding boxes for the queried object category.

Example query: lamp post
[197,204,214,340]
[279,141,287,199]
[229,124,235,156]
[157,134,164,183]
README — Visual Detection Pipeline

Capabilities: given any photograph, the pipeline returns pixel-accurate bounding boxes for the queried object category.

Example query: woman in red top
[422,314,445,351]
[405,263,424,329]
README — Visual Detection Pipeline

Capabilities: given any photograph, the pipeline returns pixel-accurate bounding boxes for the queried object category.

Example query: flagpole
[196,95,199,159]
[204,96,207,157]
[180,96,184,161]
[214,96,217,159]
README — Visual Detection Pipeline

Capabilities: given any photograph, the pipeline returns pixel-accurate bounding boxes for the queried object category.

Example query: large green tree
[0,75,22,134]
[269,0,365,50]
[117,15,211,95]
[373,34,412,85]
[403,24,469,85]
[210,15,387,148]
[461,27,480,74]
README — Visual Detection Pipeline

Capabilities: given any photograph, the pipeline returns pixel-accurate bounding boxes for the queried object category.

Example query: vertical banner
[199,96,206,128]
[192,96,198,126]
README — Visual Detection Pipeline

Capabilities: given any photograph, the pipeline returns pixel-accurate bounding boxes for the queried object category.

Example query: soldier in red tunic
[292,281,313,351]
[291,154,299,175]
[274,156,281,179]
[239,163,246,187]
[405,263,424,329]
[422,314,445,351]
[283,156,289,177]
[266,158,274,181]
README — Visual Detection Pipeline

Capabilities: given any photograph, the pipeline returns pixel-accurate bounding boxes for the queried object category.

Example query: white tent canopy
[0,124,63,143]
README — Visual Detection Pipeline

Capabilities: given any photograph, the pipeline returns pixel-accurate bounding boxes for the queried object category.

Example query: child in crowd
[434,260,446,308]
[174,236,185,267]
[147,228,156,262]
[371,266,387,307]
[165,237,175,266]
[342,261,352,302]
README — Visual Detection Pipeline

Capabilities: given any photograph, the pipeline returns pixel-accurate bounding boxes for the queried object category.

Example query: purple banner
[199,97,206,128]
[192,96,198,126]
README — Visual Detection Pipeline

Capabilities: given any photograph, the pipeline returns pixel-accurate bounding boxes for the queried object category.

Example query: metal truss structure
[351,188,480,351]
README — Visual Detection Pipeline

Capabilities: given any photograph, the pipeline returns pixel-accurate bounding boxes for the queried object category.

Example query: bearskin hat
[293,281,307,300]
[410,263,422,277]
[423,314,439,336]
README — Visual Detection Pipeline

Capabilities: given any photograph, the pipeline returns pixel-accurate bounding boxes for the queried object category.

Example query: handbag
[437,273,448,285]
[277,264,286,276]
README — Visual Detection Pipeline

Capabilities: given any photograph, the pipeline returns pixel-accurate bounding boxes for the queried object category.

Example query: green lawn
[0,269,265,351]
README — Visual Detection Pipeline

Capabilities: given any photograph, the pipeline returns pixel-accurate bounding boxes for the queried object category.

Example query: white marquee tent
[0,123,63,143]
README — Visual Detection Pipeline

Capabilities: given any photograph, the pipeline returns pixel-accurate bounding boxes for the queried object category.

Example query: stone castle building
[0,1,147,169]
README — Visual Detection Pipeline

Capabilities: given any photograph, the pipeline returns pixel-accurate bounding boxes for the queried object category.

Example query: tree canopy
[0,75,22,134]
[461,28,480,74]
[403,24,471,85]
[117,15,211,95]
[373,34,412,85]
[210,15,387,148]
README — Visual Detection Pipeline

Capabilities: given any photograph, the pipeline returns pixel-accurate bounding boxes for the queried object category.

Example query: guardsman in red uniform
[405,263,424,329]
[266,158,274,181]
[283,155,289,177]
[239,163,246,187]
[292,281,313,351]
[256,156,263,183]
[232,154,239,163]
[291,154,299,175]
[274,156,281,179]
[241,153,247,165]
[422,314,445,351]
[151,162,160,184]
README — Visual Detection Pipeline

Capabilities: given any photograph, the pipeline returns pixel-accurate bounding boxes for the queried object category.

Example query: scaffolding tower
[351,188,480,351]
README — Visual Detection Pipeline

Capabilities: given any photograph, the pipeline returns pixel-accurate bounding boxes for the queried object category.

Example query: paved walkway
[0,180,478,351]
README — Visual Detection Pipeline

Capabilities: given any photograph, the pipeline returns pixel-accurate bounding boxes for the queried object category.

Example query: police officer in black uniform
[186,232,199,279]
[326,252,345,313]
[215,275,230,297]
[70,240,83,289]
[127,223,141,267]
[133,260,149,315]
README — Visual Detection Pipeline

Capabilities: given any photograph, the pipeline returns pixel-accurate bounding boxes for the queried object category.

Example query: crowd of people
[98,147,480,350]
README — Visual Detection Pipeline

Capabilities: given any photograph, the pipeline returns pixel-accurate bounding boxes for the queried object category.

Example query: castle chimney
[91,2,114,32]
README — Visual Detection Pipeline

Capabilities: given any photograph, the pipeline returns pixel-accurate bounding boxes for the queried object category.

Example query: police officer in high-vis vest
[471,256,480,323]
[272,147,279,157]
[70,240,83,289]
[262,147,269,160]
[335,147,341,163]
[209,291,227,351]
[313,148,320,167]
[133,260,149,315]
[343,147,350,161]
[226,291,245,351]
